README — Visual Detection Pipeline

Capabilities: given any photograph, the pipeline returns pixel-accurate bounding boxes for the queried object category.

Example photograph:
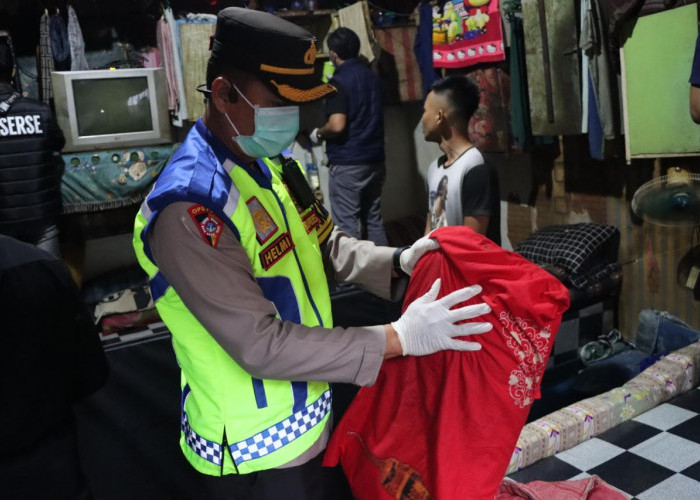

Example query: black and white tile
[509,388,700,499]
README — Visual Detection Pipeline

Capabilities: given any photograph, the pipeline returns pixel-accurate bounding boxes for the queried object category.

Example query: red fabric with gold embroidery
[323,226,570,500]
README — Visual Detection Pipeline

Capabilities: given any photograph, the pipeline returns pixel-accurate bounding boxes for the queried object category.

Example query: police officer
[0,36,65,257]
[133,8,493,499]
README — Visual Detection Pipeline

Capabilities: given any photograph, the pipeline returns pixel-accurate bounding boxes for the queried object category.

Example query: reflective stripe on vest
[229,389,331,465]
[181,385,331,467]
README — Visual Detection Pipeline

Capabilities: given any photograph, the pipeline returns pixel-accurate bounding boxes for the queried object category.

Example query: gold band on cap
[270,81,336,102]
[259,64,315,75]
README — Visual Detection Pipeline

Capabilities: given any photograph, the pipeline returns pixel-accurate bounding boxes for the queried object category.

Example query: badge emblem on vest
[188,204,224,248]
[302,208,321,234]
[246,196,278,244]
[259,232,295,270]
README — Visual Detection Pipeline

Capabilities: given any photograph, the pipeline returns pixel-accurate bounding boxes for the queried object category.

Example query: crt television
[52,68,172,153]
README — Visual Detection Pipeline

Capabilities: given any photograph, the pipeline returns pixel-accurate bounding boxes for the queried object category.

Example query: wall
[502,148,700,335]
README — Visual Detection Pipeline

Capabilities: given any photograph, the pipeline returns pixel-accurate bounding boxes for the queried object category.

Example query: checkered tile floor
[508,388,700,499]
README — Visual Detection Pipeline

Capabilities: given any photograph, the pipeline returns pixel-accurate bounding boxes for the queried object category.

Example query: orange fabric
[324,226,570,500]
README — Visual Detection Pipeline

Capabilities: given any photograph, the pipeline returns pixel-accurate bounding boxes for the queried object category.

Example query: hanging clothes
[414,1,439,100]
[38,11,54,105]
[579,0,589,134]
[373,26,422,102]
[467,67,511,153]
[506,10,531,150]
[67,5,89,71]
[156,16,179,112]
[580,0,618,142]
[609,0,695,46]
[337,1,377,63]
[587,74,605,160]
[49,10,70,71]
[522,0,582,135]
[163,7,188,126]
[324,226,570,500]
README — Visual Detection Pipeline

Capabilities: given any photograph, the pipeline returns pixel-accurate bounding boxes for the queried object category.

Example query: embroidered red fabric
[323,226,570,500]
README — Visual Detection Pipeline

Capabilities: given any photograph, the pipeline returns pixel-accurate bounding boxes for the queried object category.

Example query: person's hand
[309,127,322,146]
[399,234,439,275]
[391,279,492,356]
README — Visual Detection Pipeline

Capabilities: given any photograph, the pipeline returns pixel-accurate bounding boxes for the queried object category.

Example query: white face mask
[224,83,299,159]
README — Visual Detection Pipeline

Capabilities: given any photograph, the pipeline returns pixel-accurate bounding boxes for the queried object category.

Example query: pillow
[515,223,619,275]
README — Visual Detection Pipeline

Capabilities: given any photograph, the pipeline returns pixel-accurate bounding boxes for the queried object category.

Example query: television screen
[52,68,172,153]
[73,77,153,137]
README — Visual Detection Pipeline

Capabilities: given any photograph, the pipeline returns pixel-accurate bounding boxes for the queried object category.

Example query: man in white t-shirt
[421,75,501,245]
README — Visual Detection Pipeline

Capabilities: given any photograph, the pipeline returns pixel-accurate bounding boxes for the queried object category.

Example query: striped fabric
[373,26,422,102]
[38,12,54,104]
[156,16,179,112]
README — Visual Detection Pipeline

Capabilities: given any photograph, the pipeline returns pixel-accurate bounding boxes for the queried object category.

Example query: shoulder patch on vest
[246,196,278,244]
[188,204,224,248]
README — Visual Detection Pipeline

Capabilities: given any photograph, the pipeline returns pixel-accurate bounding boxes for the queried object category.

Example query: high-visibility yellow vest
[133,120,333,475]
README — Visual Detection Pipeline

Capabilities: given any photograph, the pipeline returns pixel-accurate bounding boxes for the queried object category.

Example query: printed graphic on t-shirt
[428,174,449,230]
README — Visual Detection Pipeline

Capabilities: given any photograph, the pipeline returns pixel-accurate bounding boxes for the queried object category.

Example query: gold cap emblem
[304,41,317,65]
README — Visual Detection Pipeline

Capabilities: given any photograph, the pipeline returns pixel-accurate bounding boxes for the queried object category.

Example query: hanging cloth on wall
[324,226,570,500]
[373,26,422,102]
[38,11,54,105]
[67,5,89,71]
[432,0,506,69]
[609,0,695,46]
[163,7,188,126]
[506,12,531,150]
[178,20,216,121]
[156,16,179,112]
[587,74,605,160]
[580,0,590,134]
[413,1,439,100]
[581,0,619,142]
[49,10,71,71]
[467,67,511,153]
[522,0,582,135]
[338,1,378,63]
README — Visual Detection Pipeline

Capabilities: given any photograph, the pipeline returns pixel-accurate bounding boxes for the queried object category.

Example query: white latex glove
[309,127,322,145]
[399,234,440,275]
[391,279,493,356]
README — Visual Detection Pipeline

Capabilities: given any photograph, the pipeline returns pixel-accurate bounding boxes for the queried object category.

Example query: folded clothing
[497,475,626,499]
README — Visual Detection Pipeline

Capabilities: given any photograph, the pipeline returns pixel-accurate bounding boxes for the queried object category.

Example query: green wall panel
[623,4,700,159]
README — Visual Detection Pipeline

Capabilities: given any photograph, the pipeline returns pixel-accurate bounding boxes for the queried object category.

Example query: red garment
[323,227,570,500]
[496,476,627,500]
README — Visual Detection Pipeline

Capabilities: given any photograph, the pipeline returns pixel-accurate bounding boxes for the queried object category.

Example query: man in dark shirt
[0,235,108,498]
[310,27,388,246]
[0,35,65,257]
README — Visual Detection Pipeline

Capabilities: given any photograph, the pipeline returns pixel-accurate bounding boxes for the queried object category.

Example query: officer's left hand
[399,234,440,276]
